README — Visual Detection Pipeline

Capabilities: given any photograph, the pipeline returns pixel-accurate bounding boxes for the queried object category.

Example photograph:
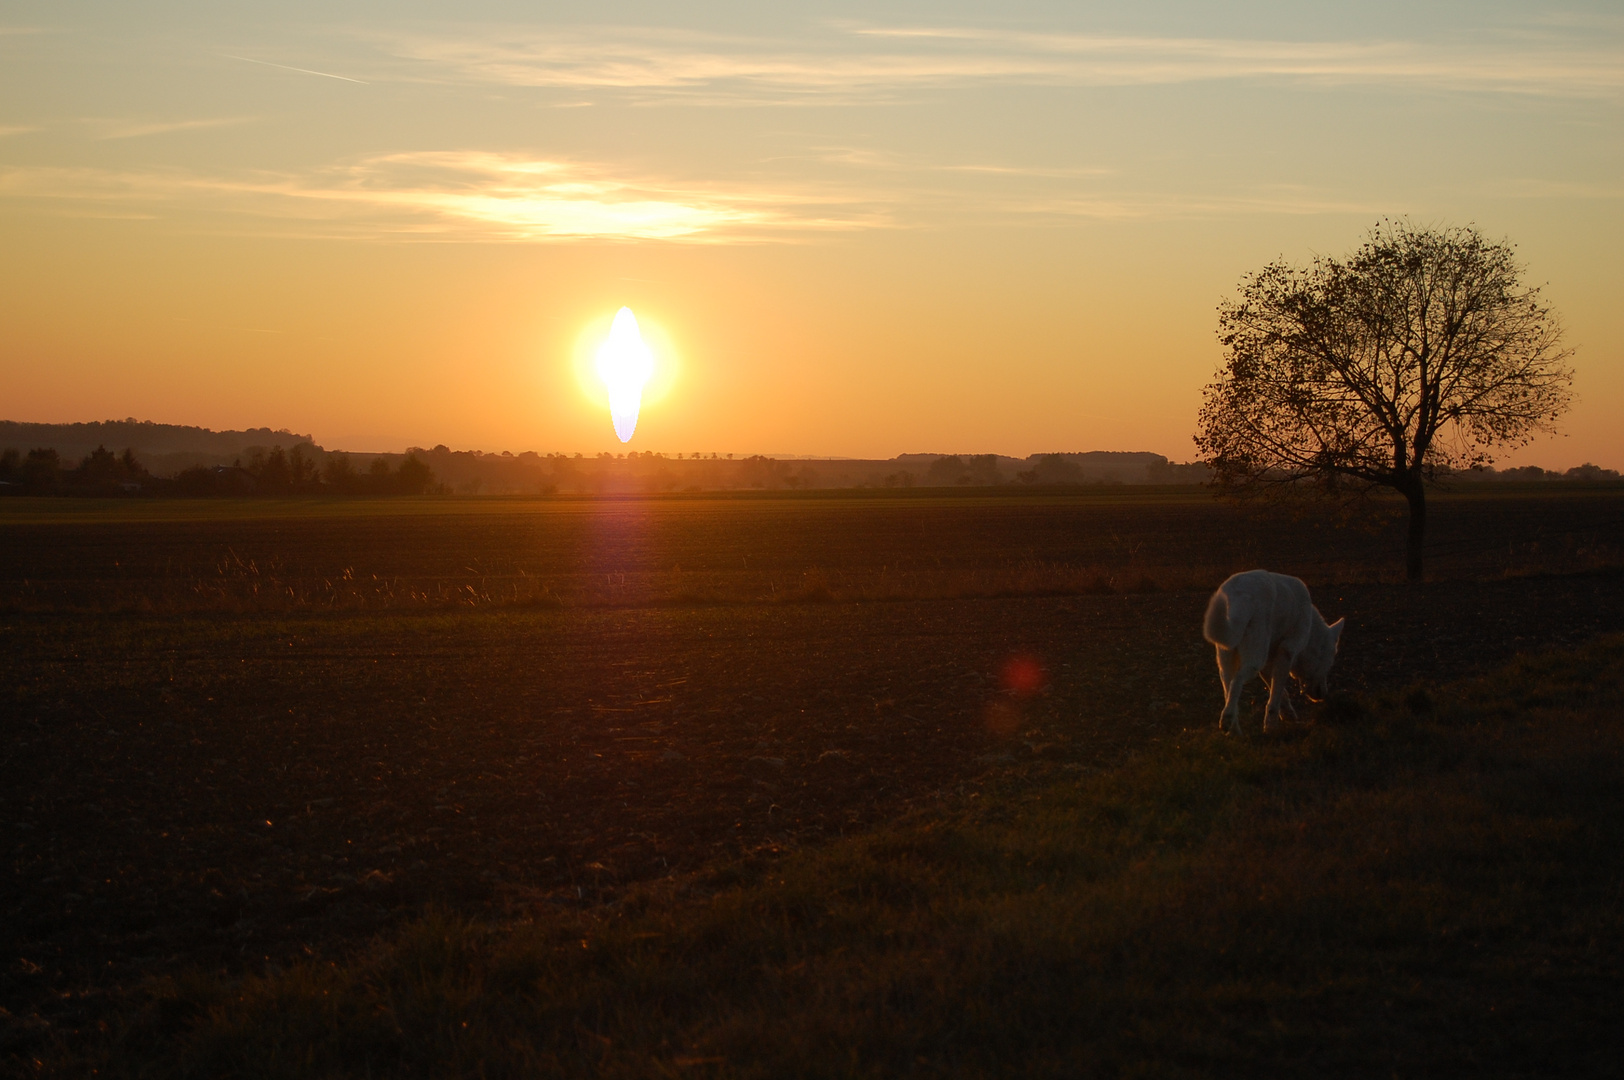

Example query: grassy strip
[70,638,1624,1077]
[3,483,1619,526]
[0,490,1224,526]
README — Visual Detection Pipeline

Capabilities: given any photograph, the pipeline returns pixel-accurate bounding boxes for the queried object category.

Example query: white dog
[1202,570,1344,735]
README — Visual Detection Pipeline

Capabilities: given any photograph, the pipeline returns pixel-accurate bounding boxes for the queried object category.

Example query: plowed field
[3,488,1622,1047]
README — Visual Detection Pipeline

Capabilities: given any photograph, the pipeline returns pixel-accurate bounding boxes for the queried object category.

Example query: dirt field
[3,488,1622,1050]
[0,486,1620,612]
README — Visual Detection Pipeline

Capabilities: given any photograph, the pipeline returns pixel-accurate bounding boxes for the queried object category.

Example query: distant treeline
[1443,462,1622,483]
[0,445,437,497]
[3,419,1614,497]
[0,431,1216,497]
[411,448,1218,494]
[0,443,1214,497]
[0,446,155,497]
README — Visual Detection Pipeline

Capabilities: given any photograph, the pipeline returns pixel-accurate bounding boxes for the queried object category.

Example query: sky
[1,1,1620,466]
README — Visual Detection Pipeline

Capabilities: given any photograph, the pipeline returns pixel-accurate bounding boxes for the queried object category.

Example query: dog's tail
[1203,587,1235,647]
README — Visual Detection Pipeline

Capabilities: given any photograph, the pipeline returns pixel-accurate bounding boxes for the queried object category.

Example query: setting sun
[594,307,655,443]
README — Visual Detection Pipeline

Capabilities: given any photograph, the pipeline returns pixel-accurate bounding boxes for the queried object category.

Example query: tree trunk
[1399,476,1427,582]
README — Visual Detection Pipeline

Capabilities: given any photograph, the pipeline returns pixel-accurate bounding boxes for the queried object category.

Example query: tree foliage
[1195,221,1574,578]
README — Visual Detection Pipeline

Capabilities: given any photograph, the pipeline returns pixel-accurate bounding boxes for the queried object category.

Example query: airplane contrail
[225,55,368,84]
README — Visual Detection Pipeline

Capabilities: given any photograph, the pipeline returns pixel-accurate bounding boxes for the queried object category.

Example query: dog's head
[1294,617,1344,701]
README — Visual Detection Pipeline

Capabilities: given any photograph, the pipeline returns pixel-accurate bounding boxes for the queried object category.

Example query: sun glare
[594,307,655,442]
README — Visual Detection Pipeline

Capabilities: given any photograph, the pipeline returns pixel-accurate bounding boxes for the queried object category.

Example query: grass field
[34,636,1624,1077]
[3,488,1623,1075]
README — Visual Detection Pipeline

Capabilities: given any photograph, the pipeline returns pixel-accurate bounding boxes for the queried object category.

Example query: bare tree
[1195,221,1573,580]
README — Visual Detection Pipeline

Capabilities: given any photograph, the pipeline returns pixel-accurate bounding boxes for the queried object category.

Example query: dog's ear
[1328,618,1345,649]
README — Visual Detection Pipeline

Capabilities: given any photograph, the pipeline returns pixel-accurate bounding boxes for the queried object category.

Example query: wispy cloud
[0,151,1404,236]
[940,163,1114,179]
[0,125,38,137]
[859,25,1624,95]
[0,153,882,241]
[994,187,1385,222]
[383,28,1026,95]
[377,22,1624,100]
[313,151,844,239]
[91,117,252,139]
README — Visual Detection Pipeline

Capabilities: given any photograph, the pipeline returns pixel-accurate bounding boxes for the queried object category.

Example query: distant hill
[0,419,320,475]
[0,420,315,459]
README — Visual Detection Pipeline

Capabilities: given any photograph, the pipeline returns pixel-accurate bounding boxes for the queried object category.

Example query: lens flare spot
[594,307,655,442]
[1001,656,1048,697]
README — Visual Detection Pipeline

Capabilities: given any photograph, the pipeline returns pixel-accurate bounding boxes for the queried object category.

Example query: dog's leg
[1216,646,1251,736]
[1216,646,1237,731]
[1262,649,1295,732]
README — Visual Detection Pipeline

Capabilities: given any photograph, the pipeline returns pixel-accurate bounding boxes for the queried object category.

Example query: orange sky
[2,3,1620,467]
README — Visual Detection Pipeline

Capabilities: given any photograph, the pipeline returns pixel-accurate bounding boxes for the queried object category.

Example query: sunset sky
[2,1,1620,466]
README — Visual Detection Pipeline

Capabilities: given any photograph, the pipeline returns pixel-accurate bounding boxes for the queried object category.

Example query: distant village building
[209,465,257,494]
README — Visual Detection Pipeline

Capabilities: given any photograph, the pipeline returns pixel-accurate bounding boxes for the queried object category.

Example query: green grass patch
[60,638,1624,1078]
